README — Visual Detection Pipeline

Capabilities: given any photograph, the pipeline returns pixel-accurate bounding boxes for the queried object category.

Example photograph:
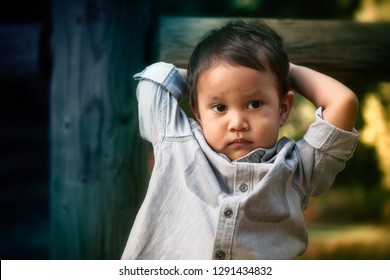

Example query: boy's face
[192,63,293,161]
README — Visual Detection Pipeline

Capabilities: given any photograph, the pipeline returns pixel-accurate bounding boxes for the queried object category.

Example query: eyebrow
[244,90,266,98]
[205,95,224,102]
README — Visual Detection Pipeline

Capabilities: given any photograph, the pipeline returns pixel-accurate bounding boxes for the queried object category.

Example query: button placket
[234,162,253,195]
[214,249,226,260]
[239,183,248,192]
[224,208,233,218]
[213,197,238,260]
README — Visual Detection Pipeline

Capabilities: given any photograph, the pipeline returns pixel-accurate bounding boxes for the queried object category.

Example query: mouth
[229,138,253,146]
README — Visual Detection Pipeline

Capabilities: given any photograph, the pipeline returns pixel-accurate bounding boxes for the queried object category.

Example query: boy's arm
[134,63,188,143]
[289,63,359,131]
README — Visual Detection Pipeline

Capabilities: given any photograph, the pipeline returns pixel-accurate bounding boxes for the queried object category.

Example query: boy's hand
[289,63,358,132]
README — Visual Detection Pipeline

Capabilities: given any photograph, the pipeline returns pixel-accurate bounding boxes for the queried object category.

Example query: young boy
[122,20,359,259]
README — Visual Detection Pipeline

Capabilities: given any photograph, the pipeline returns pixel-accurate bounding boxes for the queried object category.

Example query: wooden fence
[158,17,390,84]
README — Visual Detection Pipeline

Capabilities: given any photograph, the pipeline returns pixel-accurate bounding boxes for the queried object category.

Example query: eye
[211,104,227,112]
[247,100,263,109]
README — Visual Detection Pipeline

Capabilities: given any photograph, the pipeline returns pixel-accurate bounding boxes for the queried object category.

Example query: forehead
[196,63,278,98]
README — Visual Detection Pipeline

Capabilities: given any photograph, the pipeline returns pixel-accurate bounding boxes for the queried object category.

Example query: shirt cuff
[133,62,188,101]
[303,107,359,161]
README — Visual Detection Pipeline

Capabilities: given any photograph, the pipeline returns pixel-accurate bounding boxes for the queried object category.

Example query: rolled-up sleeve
[297,107,359,197]
[133,62,188,144]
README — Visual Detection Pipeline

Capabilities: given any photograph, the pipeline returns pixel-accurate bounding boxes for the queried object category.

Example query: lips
[229,138,252,146]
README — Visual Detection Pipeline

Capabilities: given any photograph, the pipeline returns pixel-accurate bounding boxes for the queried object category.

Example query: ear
[279,91,294,127]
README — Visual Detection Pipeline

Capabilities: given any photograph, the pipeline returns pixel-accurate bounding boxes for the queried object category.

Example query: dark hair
[187,20,290,109]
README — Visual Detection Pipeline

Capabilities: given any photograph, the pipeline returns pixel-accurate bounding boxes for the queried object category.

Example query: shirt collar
[219,145,277,163]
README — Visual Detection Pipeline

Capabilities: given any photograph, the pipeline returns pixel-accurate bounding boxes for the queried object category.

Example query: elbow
[323,89,359,132]
[346,90,359,121]
[339,90,359,131]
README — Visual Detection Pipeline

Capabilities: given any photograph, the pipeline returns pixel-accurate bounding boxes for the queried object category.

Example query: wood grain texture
[158,17,390,83]
[50,0,149,259]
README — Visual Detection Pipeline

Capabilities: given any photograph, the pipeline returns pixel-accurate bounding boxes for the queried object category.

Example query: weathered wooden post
[50,0,150,259]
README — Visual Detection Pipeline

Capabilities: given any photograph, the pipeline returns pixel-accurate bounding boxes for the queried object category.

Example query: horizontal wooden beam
[158,17,390,83]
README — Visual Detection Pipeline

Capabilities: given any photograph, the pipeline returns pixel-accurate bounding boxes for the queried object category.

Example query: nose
[228,111,249,132]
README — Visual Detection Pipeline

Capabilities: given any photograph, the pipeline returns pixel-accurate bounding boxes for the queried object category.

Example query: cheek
[202,121,217,137]
[252,115,280,136]
[200,120,224,147]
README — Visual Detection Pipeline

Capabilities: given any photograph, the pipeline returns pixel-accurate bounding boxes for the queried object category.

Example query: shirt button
[215,250,226,260]
[224,208,233,218]
[239,183,248,192]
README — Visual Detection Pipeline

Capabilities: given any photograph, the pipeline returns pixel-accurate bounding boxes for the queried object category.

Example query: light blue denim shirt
[122,62,359,260]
